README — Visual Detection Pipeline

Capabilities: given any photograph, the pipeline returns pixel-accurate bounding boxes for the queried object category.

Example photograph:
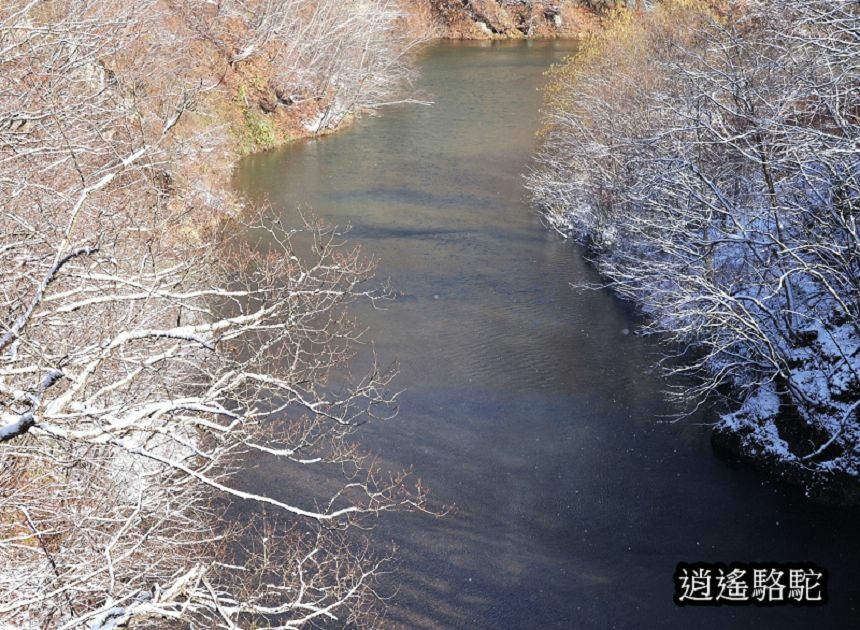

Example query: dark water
[235,41,860,630]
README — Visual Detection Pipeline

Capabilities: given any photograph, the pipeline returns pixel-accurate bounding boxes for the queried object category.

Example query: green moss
[242,110,276,154]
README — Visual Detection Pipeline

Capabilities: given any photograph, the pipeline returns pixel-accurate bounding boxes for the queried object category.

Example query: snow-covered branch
[528,0,860,484]
[0,2,431,627]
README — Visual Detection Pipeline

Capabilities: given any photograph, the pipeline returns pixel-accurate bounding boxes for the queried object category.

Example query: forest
[529,0,860,502]
[0,1,429,627]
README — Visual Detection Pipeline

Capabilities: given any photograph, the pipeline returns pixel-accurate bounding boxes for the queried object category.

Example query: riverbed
[235,40,859,629]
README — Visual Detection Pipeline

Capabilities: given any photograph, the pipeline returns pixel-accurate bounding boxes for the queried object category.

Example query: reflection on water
[235,41,860,629]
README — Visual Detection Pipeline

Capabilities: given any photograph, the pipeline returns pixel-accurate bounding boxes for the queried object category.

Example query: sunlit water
[235,41,859,629]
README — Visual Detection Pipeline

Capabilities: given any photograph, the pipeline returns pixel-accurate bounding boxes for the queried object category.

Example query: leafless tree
[1,1,430,627]
[172,0,424,133]
[529,0,860,479]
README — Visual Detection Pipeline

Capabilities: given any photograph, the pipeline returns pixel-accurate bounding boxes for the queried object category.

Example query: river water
[235,41,859,630]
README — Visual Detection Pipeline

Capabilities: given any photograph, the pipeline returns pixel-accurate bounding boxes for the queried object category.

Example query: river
[235,40,859,630]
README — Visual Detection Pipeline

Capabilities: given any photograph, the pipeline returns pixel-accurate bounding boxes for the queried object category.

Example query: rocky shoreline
[424,0,599,39]
[712,419,860,511]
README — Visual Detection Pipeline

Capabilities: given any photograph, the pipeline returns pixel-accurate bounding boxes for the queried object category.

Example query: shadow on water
[235,40,860,629]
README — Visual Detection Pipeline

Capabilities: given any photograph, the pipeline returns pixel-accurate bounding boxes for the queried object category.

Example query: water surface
[236,40,859,629]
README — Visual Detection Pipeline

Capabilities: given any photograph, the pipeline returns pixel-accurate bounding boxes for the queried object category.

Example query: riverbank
[0,3,426,625]
[171,2,605,224]
[409,0,600,39]
[527,0,860,507]
[209,2,601,154]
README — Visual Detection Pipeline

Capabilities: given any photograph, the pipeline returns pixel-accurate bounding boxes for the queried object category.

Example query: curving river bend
[236,41,860,630]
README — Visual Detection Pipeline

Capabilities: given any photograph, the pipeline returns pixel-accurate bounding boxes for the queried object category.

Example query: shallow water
[235,40,860,629]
